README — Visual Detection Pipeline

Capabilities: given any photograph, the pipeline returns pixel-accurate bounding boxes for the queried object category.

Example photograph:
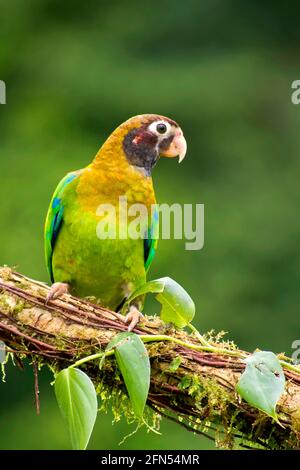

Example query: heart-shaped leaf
[122,279,166,307]
[107,332,150,419]
[55,368,98,450]
[157,277,195,327]
[236,351,285,420]
[123,277,195,328]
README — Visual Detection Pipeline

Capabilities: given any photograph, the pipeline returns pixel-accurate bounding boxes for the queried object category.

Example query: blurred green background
[1,0,300,450]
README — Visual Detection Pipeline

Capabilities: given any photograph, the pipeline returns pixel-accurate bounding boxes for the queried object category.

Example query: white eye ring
[148,120,172,136]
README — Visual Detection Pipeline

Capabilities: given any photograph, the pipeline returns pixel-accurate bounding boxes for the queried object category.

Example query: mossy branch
[0,267,299,450]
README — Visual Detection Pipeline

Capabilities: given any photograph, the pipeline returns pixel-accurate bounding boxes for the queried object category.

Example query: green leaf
[123,277,195,328]
[236,351,285,420]
[55,368,98,450]
[122,279,166,309]
[107,332,150,419]
[179,376,191,390]
[169,356,182,372]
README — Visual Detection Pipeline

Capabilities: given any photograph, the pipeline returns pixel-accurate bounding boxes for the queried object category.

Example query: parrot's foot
[124,306,143,332]
[46,282,69,303]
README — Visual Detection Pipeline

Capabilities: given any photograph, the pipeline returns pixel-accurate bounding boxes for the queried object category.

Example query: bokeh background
[0,0,300,450]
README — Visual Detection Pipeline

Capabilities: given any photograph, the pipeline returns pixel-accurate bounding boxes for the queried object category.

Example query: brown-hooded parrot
[44,114,187,330]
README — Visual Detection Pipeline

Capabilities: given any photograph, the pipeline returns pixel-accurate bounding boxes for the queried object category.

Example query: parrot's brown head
[121,114,187,175]
[99,114,187,176]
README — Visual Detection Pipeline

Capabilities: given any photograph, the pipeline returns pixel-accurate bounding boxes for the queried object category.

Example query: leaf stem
[140,334,246,359]
[278,360,300,375]
[69,350,114,369]
[68,336,300,376]
[187,323,212,348]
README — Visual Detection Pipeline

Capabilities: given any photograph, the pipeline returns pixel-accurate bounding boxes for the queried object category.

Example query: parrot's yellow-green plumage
[44,114,187,330]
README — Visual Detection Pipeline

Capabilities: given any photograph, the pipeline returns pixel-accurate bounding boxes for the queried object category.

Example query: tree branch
[0,267,299,449]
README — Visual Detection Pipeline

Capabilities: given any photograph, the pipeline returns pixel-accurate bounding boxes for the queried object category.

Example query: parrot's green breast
[45,165,157,310]
[53,199,147,308]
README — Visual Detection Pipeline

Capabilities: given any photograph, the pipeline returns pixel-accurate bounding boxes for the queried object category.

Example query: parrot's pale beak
[161,130,187,163]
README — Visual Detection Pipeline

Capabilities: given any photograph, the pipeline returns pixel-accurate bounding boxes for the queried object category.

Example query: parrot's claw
[46,282,69,303]
[124,306,143,332]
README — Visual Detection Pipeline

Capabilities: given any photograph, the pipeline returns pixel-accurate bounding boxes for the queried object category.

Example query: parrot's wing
[44,171,80,282]
[144,206,159,272]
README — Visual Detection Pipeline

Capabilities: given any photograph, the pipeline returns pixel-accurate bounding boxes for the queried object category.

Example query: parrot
[44,114,187,331]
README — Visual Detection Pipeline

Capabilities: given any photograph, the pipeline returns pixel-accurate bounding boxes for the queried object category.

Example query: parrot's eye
[148,120,172,136]
[156,123,167,134]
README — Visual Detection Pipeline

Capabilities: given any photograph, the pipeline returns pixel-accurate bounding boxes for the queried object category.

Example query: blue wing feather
[144,206,159,271]
[44,172,78,282]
